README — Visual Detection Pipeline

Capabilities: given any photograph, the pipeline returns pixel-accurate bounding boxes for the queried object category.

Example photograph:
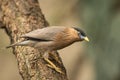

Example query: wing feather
[21,26,66,41]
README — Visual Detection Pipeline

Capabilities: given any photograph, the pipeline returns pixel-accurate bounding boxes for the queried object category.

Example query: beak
[84,36,89,42]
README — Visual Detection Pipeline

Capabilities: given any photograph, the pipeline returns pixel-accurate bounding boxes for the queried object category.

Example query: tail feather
[6,42,22,48]
[6,40,31,48]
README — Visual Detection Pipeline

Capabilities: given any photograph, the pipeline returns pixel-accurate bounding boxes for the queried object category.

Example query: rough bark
[0,0,68,80]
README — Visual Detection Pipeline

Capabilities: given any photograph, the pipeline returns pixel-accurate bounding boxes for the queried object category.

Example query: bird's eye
[80,32,86,36]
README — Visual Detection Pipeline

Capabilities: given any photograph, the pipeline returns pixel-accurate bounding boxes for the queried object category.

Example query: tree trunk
[0,0,68,80]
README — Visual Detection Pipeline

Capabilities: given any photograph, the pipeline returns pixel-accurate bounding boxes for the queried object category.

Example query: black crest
[73,27,86,36]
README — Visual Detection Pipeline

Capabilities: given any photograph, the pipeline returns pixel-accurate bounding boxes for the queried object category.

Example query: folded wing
[21,26,66,41]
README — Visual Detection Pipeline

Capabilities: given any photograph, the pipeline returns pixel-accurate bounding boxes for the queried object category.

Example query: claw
[43,52,64,74]
[43,55,63,74]
[49,52,62,64]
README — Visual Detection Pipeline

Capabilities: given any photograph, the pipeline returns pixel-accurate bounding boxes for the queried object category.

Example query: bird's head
[73,27,89,42]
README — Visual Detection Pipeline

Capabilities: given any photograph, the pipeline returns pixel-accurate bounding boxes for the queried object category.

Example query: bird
[7,26,89,74]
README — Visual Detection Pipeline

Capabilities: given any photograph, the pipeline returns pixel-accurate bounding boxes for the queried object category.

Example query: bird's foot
[43,52,64,74]
[44,58,64,74]
[50,51,62,64]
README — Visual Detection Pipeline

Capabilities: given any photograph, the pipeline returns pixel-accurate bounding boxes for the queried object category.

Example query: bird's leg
[49,51,62,64]
[43,52,63,74]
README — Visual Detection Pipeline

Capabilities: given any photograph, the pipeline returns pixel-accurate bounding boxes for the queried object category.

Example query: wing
[21,26,66,41]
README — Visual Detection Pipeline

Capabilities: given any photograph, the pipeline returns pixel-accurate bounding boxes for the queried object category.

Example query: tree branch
[0,0,68,80]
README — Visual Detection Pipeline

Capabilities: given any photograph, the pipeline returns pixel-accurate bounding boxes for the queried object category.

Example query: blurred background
[0,0,120,80]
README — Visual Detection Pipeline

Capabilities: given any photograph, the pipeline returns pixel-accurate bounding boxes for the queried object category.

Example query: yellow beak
[84,37,89,42]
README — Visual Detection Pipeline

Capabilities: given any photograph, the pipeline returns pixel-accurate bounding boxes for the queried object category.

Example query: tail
[6,40,31,48]
[6,41,22,48]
